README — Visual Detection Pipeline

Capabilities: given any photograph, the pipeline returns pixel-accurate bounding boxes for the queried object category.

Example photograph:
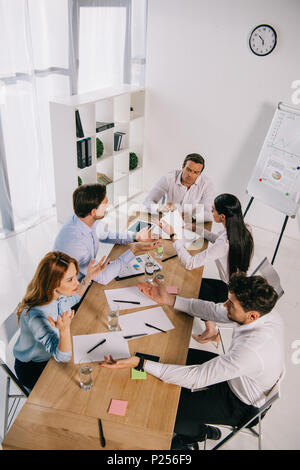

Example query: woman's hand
[86,256,110,283]
[48,310,74,353]
[99,355,139,369]
[159,219,175,237]
[48,309,74,331]
[138,278,176,306]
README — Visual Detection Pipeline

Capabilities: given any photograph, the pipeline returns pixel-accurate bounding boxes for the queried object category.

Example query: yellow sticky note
[131,368,147,380]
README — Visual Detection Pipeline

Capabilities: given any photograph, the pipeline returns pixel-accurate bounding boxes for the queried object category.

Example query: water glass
[155,272,165,284]
[79,365,93,391]
[108,307,119,331]
[155,244,164,259]
[145,260,155,283]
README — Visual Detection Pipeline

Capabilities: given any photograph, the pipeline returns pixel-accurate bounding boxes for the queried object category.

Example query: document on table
[73,331,130,364]
[152,209,200,246]
[104,286,157,310]
[119,306,175,340]
[117,254,162,279]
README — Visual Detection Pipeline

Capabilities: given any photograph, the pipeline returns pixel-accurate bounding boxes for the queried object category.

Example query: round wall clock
[249,24,277,56]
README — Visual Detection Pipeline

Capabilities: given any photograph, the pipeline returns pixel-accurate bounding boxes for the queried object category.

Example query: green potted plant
[129,152,139,171]
[96,138,104,159]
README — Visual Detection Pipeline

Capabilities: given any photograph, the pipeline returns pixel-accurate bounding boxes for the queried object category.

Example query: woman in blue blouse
[14,251,109,390]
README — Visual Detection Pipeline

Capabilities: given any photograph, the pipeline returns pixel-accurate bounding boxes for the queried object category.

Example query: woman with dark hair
[160,193,254,346]
[14,251,109,390]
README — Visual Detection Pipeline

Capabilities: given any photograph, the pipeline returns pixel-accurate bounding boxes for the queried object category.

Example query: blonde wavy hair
[16,251,79,322]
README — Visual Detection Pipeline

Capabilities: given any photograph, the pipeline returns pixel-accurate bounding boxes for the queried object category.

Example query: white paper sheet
[73,331,130,364]
[104,286,157,310]
[119,306,175,340]
[152,209,200,246]
[117,254,161,279]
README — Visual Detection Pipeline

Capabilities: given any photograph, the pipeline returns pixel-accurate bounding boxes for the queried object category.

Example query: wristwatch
[134,355,145,371]
[170,233,176,240]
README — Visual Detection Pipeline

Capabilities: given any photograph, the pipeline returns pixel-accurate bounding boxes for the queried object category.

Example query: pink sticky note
[108,399,128,416]
[166,286,178,294]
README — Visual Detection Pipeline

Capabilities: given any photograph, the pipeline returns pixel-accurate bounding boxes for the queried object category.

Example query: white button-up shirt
[144,297,285,408]
[143,170,215,222]
[174,228,229,282]
[54,215,136,285]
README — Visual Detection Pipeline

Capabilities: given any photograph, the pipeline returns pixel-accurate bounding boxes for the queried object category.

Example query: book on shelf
[85,138,92,166]
[97,172,113,185]
[77,139,86,169]
[96,121,115,133]
[77,138,92,169]
[75,109,84,138]
[114,131,126,151]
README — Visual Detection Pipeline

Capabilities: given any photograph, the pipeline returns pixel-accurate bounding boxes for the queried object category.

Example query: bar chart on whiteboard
[247,104,300,216]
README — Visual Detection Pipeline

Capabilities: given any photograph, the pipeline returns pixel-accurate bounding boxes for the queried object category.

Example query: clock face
[249,24,277,56]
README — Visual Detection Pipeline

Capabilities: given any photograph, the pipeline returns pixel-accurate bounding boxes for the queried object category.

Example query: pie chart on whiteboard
[272,170,282,180]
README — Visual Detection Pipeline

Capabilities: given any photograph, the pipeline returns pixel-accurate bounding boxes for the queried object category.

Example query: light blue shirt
[13,294,81,363]
[53,215,136,285]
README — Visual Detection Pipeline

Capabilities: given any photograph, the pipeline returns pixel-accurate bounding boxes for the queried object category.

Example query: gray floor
[0,200,299,450]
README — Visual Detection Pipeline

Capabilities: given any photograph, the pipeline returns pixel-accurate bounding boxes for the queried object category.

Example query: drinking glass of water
[108,307,119,331]
[155,244,164,259]
[79,365,93,391]
[155,272,165,284]
[145,260,155,283]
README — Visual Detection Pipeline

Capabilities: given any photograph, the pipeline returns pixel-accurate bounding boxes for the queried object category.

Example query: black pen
[113,300,141,305]
[98,418,106,447]
[162,254,178,262]
[116,273,144,281]
[123,333,148,339]
[145,322,167,333]
[87,338,106,354]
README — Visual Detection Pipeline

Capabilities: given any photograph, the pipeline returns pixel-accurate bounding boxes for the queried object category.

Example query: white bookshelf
[50,85,145,223]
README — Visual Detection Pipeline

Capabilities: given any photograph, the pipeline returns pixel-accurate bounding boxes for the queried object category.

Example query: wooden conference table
[3,216,211,450]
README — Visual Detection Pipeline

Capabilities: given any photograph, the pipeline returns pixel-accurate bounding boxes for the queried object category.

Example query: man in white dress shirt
[143,154,215,222]
[54,184,161,286]
[100,273,284,450]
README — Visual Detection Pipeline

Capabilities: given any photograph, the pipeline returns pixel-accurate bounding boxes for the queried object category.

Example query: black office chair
[250,256,284,298]
[206,370,285,450]
[0,309,29,440]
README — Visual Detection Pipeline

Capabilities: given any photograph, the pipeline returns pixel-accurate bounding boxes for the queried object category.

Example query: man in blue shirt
[54,184,160,285]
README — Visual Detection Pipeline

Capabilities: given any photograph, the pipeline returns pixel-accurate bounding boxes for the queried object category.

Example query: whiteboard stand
[243,197,254,218]
[245,102,300,265]
[272,215,289,265]
[244,198,289,265]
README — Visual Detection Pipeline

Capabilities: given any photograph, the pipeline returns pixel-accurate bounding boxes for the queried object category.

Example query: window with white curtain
[0,0,147,237]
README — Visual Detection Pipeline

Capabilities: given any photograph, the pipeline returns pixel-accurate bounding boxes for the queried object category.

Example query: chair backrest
[0,308,30,397]
[261,368,285,412]
[0,308,19,364]
[251,257,284,298]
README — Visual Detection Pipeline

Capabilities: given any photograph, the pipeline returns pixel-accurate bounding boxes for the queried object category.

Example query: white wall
[144,0,300,241]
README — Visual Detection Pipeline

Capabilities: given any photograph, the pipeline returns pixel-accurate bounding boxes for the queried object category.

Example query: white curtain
[0,0,147,236]
[0,0,70,234]
[78,2,127,92]
[77,0,147,93]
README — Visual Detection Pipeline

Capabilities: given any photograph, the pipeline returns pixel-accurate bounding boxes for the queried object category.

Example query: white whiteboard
[246,103,300,217]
